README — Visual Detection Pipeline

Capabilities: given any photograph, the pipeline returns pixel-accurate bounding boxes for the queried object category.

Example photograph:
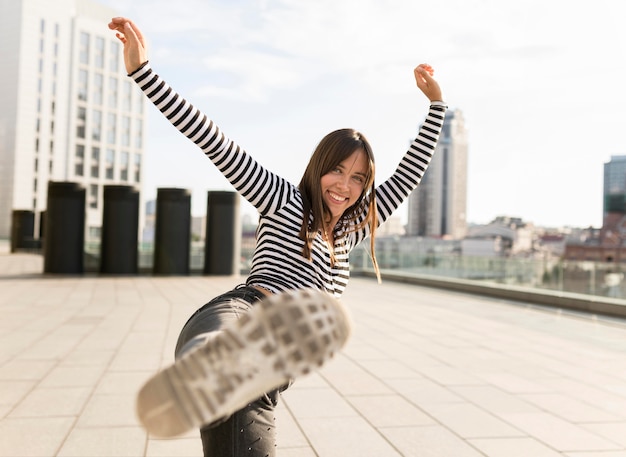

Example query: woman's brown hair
[298,128,381,281]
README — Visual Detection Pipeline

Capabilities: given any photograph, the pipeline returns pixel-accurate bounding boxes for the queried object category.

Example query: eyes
[331,167,366,184]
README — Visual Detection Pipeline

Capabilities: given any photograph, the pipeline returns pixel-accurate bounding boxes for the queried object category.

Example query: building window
[91,147,100,178]
[105,149,115,179]
[75,144,85,176]
[92,110,102,141]
[78,69,88,101]
[134,153,141,183]
[95,36,105,68]
[89,184,98,209]
[134,120,143,148]
[79,32,90,65]
[122,81,132,111]
[106,113,117,144]
[76,107,87,138]
[121,116,131,147]
[108,77,118,108]
[93,73,103,105]
[109,41,120,73]
[120,151,129,181]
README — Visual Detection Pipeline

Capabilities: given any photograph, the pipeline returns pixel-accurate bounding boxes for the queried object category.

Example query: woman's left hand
[414,64,443,102]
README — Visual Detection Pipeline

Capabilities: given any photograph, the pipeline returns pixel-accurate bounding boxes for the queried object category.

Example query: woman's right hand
[108,17,148,74]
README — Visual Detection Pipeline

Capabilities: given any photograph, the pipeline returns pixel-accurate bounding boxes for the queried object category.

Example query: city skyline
[92,1,625,228]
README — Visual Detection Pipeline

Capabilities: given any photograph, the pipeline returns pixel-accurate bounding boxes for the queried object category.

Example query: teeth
[329,192,346,202]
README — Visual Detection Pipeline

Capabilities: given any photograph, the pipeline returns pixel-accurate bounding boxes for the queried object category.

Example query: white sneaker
[136,288,352,437]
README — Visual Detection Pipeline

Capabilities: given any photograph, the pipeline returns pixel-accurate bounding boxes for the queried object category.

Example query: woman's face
[320,148,369,224]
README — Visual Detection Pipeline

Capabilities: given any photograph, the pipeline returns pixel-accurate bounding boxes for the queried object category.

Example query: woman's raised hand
[414,64,443,102]
[108,17,148,74]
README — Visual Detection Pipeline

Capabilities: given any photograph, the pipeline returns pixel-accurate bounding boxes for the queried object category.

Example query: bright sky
[99,0,626,229]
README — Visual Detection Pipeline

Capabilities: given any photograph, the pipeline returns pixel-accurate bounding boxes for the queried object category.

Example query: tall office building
[603,155,626,219]
[0,0,146,240]
[406,109,468,239]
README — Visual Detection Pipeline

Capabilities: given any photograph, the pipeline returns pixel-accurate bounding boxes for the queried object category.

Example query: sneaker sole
[136,288,352,437]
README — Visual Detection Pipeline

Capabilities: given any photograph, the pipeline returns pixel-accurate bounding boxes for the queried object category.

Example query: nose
[337,176,350,190]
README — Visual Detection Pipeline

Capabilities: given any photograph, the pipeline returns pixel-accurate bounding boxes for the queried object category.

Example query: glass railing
[78,239,626,300]
[348,244,626,300]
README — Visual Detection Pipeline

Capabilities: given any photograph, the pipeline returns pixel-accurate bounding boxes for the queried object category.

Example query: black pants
[175,285,281,457]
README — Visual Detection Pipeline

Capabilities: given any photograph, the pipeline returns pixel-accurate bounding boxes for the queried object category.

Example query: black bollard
[43,182,85,274]
[100,185,139,274]
[10,210,35,252]
[204,191,241,275]
[153,188,191,275]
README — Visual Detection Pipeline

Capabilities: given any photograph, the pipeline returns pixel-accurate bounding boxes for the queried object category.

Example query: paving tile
[380,425,485,457]
[0,380,36,408]
[275,401,310,448]
[145,437,202,457]
[450,385,540,416]
[297,416,402,457]
[501,411,621,452]
[281,387,356,419]
[418,401,524,438]
[0,417,75,457]
[582,422,626,447]
[564,453,626,457]
[346,394,435,427]
[468,436,564,456]
[76,394,139,428]
[0,359,57,381]
[57,426,146,457]
[278,448,317,457]
[385,377,465,404]
[9,386,91,418]
[521,393,622,423]
[319,354,393,396]
[39,365,107,388]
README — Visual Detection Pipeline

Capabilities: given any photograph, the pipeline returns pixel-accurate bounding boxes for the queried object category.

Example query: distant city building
[461,216,535,257]
[376,216,405,237]
[0,0,146,241]
[406,109,468,239]
[563,155,626,263]
[603,155,626,220]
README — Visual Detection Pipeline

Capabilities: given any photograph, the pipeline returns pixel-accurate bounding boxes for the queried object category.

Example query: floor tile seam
[315,369,412,457]
[278,392,322,455]
[368,362,555,453]
[517,393,626,422]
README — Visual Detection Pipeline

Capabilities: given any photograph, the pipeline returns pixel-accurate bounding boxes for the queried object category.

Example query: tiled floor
[1,252,626,456]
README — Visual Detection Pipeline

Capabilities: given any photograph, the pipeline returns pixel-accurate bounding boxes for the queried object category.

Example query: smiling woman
[108,15,447,457]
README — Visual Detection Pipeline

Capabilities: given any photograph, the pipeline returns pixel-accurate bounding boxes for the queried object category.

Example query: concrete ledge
[355,269,626,320]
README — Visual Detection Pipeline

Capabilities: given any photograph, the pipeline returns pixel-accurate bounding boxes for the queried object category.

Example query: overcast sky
[99,0,626,228]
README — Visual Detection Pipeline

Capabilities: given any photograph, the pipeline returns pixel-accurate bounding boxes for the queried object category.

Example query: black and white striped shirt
[131,63,447,297]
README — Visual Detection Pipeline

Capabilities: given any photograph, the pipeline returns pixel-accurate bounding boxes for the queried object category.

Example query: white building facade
[0,0,146,240]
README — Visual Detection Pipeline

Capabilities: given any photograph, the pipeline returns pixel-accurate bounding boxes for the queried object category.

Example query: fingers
[414,63,443,102]
[108,17,145,47]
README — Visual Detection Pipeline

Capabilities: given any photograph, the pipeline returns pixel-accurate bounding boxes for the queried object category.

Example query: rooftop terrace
[1,251,626,457]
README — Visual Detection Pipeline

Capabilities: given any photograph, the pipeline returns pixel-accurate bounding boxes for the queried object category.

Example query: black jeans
[174,285,281,457]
